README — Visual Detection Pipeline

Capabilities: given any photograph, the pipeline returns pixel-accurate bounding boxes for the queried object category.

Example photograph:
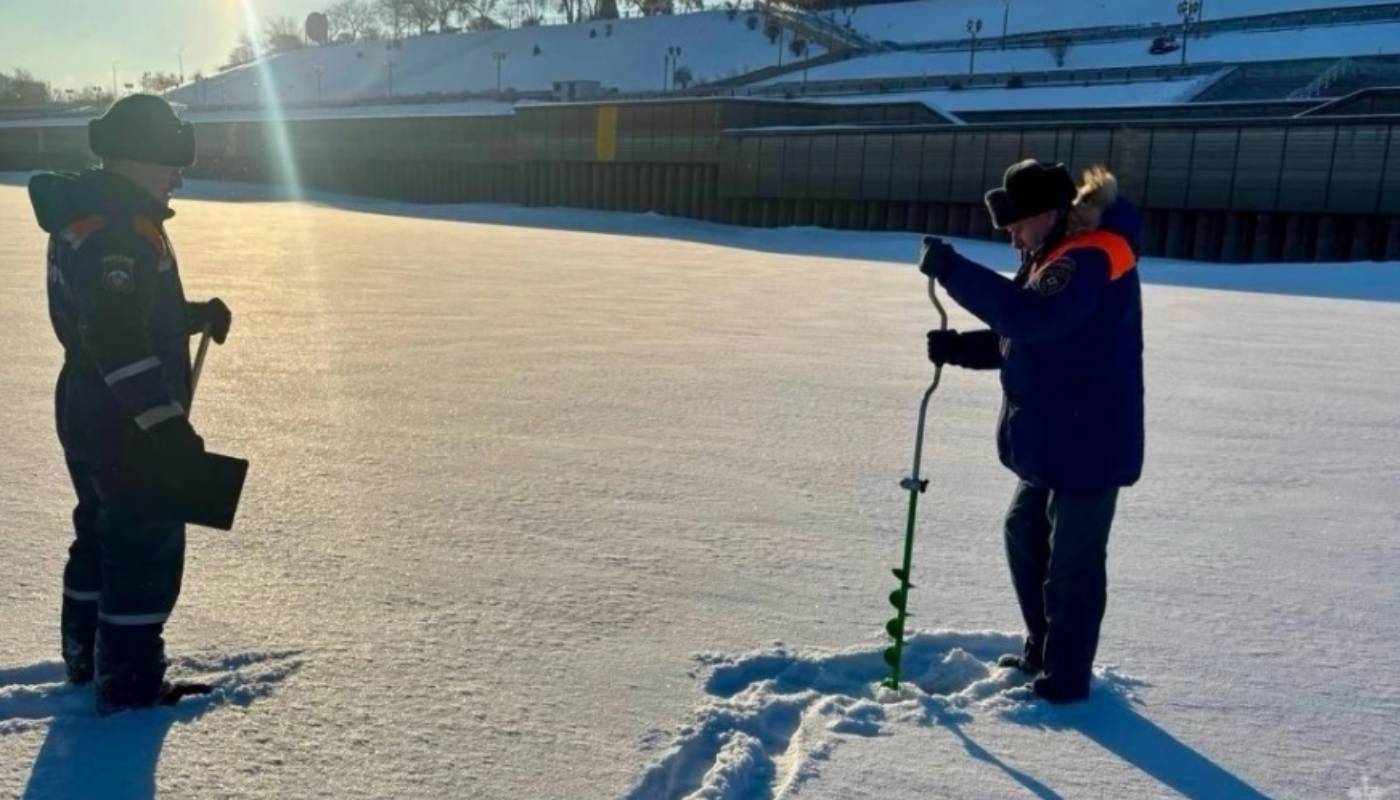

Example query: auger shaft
[883,279,948,690]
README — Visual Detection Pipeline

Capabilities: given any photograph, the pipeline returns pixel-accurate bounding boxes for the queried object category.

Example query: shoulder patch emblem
[101,254,136,294]
[1034,258,1075,297]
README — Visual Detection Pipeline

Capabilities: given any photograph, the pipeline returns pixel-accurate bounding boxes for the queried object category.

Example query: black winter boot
[996,653,1042,674]
[97,678,213,716]
[94,621,168,716]
[61,596,98,684]
[1030,675,1091,704]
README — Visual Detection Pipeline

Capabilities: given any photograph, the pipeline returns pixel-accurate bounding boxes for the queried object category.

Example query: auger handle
[908,278,947,485]
[190,324,212,413]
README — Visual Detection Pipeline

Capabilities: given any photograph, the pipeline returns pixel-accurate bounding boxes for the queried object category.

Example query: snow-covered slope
[1,176,1398,798]
[835,0,1400,45]
[765,20,1400,85]
[167,11,820,106]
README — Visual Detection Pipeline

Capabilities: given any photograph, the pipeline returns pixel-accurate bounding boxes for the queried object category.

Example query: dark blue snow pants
[1004,480,1118,696]
[61,460,186,702]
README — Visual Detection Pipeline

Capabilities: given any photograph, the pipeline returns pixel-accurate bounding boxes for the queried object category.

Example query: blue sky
[0,0,328,90]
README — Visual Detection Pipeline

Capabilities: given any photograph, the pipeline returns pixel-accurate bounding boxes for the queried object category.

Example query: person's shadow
[941,716,1067,800]
[3,651,300,800]
[22,699,212,800]
[974,679,1277,800]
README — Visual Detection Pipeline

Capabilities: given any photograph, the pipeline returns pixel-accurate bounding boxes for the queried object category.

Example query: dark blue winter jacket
[30,169,195,465]
[937,199,1145,491]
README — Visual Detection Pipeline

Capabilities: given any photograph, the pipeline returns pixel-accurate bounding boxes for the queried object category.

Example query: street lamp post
[1001,0,1012,49]
[664,45,682,92]
[111,61,118,98]
[1177,0,1201,67]
[492,51,507,94]
[178,47,185,85]
[967,18,983,75]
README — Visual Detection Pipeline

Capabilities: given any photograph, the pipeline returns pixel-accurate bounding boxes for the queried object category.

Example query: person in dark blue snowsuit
[28,95,232,714]
[918,160,1145,703]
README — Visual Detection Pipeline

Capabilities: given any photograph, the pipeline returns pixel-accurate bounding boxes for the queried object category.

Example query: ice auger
[882,276,948,691]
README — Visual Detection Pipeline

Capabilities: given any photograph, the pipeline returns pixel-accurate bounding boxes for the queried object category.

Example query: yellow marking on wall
[595,106,618,162]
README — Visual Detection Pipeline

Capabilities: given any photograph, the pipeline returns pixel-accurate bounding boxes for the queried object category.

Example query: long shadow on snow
[1004,686,1276,800]
[3,171,1395,304]
[11,651,301,800]
[940,719,1066,800]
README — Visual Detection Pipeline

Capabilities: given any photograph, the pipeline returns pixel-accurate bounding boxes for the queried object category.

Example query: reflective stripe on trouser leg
[94,500,186,689]
[98,611,172,625]
[64,461,104,678]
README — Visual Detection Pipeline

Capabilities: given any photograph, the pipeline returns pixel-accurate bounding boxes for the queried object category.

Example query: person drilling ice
[917,160,1145,703]
[28,94,239,714]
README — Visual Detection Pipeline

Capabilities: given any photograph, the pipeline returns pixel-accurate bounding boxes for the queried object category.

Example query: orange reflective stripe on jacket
[132,217,168,257]
[1041,230,1137,282]
[59,215,107,249]
[59,215,168,260]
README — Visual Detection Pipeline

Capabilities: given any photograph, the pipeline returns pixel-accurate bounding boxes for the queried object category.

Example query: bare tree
[635,0,677,14]
[264,14,306,52]
[328,0,378,40]
[511,0,551,26]
[420,0,466,30]
[406,0,436,33]
[468,0,499,19]
[140,70,182,93]
[376,0,413,39]
[0,68,51,106]
[560,0,598,23]
[224,32,257,68]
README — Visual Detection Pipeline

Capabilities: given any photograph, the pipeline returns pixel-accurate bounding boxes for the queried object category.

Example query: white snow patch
[630,630,1146,799]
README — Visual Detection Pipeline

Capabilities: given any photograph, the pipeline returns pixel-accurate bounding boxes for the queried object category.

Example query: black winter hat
[89,94,196,168]
[984,159,1076,230]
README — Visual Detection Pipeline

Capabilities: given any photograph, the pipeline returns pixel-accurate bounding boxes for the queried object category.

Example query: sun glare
[237,0,304,199]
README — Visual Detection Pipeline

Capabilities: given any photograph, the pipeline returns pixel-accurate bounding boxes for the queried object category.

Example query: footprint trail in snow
[628,630,1145,800]
[0,649,304,736]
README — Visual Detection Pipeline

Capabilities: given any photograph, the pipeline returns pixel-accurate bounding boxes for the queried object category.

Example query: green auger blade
[885,618,904,639]
[888,588,907,611]
[892,568,909,582]
[882,646,901,669]
[880,677,899,691]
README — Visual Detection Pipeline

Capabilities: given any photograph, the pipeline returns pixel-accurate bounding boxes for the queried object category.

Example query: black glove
[108,416,205,510]
[188,298,232,344]
[927,329,964,366]
[918,236,957,280]
[143,416,206,464]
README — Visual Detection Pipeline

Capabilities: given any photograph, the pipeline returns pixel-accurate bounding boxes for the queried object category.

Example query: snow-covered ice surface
[2,173,1399,798]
